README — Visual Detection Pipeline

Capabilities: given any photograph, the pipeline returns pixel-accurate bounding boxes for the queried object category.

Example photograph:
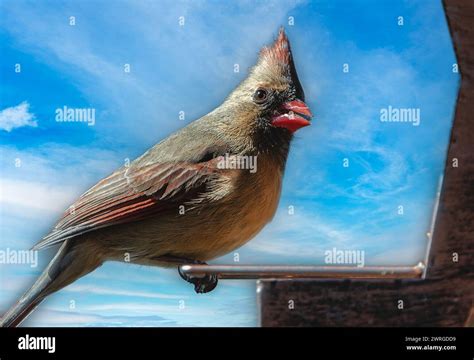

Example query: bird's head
[223,27,312,147]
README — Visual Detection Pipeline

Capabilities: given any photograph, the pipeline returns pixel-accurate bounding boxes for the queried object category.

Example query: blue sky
[0,0,458,326]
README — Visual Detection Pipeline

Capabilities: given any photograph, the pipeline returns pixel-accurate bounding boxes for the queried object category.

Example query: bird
[1,27,312,327]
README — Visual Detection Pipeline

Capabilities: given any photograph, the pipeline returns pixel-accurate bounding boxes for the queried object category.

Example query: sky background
[0,0,458,326]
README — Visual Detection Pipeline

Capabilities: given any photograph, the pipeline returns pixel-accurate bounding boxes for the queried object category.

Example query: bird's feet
[178,260,218,294]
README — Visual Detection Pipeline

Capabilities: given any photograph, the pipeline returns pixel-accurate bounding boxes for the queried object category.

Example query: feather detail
[32,158,225,250]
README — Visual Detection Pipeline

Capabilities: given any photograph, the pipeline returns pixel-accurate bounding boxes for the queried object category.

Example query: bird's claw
[178,262,218,294]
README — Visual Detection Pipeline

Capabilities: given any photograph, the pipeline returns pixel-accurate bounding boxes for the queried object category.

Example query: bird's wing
[33,156,230,250]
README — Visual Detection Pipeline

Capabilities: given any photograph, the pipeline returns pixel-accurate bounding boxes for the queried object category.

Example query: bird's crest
[259,27,292,67]
[256,27,305,101]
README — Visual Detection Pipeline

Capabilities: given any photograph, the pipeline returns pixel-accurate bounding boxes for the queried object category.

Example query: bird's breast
[182,154,284,260]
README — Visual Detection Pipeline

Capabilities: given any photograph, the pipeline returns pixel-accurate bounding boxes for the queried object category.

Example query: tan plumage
[1,28,312,327]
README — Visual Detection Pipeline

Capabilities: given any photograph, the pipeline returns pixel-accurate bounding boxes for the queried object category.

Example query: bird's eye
[253,88,269,104]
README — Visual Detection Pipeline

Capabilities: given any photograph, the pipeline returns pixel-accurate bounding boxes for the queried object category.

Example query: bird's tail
[1,240,101,327]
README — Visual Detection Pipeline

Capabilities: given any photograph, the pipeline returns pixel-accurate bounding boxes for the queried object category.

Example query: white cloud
[240,209,354,263]
[23,309,177,327]
[236,202,429,266]
[65,284,188,300]
[0,178,76,213]
[83,302,193,314]
[0,144,124,214]
[0,101,37,132]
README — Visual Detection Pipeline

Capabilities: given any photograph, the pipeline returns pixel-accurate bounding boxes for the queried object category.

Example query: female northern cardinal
[1,28,312,326]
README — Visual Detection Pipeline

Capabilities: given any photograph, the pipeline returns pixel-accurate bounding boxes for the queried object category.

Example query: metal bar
[179,262,425,280]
